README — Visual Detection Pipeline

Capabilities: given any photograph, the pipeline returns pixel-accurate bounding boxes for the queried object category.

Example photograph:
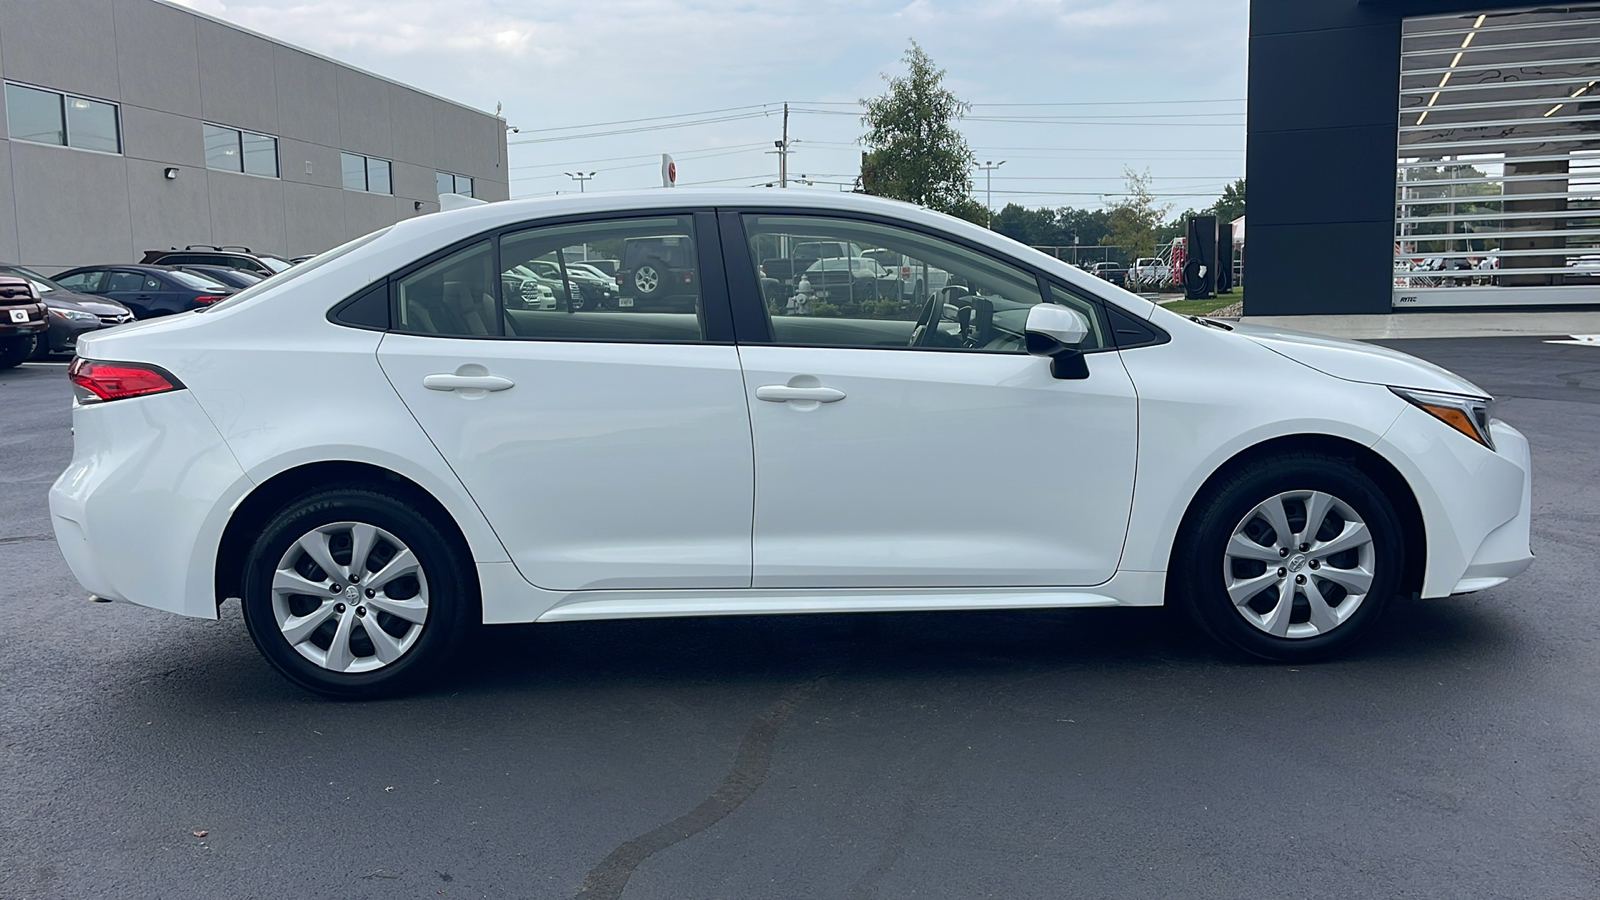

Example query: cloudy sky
[172,0,1248,214]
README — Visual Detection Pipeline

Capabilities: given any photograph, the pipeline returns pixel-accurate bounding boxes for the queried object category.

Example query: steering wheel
[909,294,942,347]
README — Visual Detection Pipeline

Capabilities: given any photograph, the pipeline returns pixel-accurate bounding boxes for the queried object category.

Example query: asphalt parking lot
[2,336,1598,900]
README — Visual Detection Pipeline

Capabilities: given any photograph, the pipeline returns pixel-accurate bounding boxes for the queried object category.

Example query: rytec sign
[661,154,676,188]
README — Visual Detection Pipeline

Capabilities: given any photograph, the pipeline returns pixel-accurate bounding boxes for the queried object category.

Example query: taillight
[192,295,226,304]
[69,358,184,403]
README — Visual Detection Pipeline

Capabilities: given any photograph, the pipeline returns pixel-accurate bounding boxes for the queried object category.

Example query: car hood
[41,289,131,316]
[1229,321,1490,397]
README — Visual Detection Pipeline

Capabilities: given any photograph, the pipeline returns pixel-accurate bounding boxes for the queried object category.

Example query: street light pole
[565,171,596,192]
[973,160,1005,226]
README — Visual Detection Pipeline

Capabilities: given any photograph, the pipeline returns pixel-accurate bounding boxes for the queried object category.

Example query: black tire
[31,330,55,360]
[1172,453,1404,662]
[240,487,477,698]
[0,335,36,370]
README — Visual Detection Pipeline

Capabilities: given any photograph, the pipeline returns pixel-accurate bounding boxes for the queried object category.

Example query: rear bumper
[50,390,250,619]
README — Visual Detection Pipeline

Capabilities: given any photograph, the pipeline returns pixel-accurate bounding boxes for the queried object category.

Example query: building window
[437,171,473,198]
[1395,9,1600,307]
[4,83,120,153]
[204,123,278,177]
[342,151,392,194]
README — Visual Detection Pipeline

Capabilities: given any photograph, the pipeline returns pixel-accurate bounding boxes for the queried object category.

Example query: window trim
[4,81,122,155]
[203,122,279,178]
[436,170,474,199]
[342,151,393,194]
[377,208,736,345]
[722,207,1121,356]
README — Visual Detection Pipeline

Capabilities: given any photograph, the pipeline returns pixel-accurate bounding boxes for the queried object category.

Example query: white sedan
[50,190,1533,697]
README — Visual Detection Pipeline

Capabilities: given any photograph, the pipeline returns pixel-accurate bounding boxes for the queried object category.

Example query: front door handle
[423,373,515,393]
[755,384,846,403]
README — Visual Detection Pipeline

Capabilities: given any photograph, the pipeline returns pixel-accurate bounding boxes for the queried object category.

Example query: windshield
[0,265,65,294]
[203,228,392,312]
[260,257,292,273]
[166,269,231,290]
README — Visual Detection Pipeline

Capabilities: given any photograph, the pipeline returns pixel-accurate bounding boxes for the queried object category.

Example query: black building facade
[1247,2,1600,314]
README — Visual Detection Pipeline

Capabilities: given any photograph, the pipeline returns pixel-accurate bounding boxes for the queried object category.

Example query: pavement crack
[0,534,54,545]
[574,674,828,899]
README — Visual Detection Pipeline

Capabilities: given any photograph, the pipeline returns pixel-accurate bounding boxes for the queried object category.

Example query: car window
[55,270,104,292]
[105,271,146,293]
[741,214,1102,352]
[499,216,706,342]
[143,275,164,291]
[165,270,228,290]
[395,240,500,337]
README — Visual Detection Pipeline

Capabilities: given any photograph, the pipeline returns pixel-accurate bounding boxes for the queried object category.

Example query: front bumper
[1375,407,1533,598]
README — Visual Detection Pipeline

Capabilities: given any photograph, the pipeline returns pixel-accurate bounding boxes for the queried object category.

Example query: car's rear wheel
[1173,454,1403,662]
[240,488,475,698]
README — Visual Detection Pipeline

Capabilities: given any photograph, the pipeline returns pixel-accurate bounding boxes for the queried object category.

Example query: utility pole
[974,160,1005,226]
[770,103,791,188]
[565,171,596,192]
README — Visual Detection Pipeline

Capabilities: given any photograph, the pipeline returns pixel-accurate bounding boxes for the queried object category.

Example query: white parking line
[1545,334,1600,346]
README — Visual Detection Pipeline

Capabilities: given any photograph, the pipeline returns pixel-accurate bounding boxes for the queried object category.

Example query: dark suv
[140,245,292,278]
[0,275,47,369]
[620,234,697,311]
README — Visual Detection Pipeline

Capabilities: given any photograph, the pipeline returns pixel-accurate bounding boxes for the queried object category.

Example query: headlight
[50,307,98,322]
[1390,386,1495,450]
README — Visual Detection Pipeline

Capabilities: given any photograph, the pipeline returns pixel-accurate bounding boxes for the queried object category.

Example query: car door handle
[755,384,846,403]
[423,373,515,392]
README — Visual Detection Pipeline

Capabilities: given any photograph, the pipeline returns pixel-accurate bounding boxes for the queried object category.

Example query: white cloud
[168,0,1248,203]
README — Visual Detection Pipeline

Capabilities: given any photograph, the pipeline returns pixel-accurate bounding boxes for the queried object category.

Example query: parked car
[140,245,293,278]
[173,264,265,290]
[861,248,951,302]
[1091,261,1127,286]
[620,233,697,310]
[523,259,619,310]
[0,274,47,369]
[52,189,1534,697]
[0,264,135,358]
[572,258,619,278]
[800,256,900,303]
[51,264,234,318]
[1129,257,1171,285]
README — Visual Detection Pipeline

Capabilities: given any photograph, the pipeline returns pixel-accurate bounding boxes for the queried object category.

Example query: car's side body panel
[736,343,1138,588]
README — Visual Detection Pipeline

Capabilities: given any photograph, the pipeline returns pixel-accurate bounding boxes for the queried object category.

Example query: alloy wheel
[270,521,429,673]
[1222,490,1376,639]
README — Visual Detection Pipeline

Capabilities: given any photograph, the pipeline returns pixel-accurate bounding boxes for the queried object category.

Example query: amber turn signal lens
[1415,403,1487,446]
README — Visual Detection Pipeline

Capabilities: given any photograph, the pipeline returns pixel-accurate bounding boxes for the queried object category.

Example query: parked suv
[0,275,47,369]
[620,234,697,310]
[140,245,293,278]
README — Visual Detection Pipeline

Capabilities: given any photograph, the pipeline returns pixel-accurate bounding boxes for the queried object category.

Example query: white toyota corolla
[50,190,1533,696]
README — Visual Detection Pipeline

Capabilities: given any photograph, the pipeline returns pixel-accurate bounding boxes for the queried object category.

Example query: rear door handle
[423,373,515,393]
[755,384,846,403]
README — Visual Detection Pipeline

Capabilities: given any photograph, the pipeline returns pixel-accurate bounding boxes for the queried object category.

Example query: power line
[508,111,776,145]
[510,103,777,135]
[509,142,771,172]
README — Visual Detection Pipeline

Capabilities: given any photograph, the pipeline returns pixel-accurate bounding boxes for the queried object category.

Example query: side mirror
[1024,304,1091,380]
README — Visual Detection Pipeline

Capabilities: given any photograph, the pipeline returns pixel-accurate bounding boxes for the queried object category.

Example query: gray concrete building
[0,0,508,272]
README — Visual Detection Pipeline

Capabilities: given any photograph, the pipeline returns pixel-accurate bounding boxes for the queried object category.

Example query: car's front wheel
[1173,454,1404,662]
[240,488,476,698]
[0,334,36,369]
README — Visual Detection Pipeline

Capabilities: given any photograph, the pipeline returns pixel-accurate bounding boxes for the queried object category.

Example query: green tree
[1101,168,1170,262]
[1211,178,1245,223]
[860,41,982,224]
